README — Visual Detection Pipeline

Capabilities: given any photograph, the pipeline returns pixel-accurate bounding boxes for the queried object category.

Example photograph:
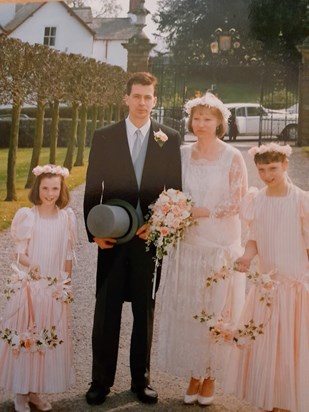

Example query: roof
[72,7,93,25]
[3,2,95,36]
[90,17,142,41]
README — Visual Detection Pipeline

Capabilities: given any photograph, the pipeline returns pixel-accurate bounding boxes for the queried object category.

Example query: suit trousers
[91,236,156,389]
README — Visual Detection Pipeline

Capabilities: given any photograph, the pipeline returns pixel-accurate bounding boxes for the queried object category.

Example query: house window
[44,27,56,46]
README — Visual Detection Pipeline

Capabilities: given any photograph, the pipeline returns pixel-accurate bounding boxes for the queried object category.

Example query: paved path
[0,143,308,411]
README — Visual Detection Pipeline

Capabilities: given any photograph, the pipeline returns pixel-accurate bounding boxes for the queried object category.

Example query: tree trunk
[107,104,113,124]
[25,100,46,188]
[5,103,21,201]
[49,99,60,164]
[63,101,79,171]
[89,104,98,147]
[98,106,105,127]
[114,104,120,122]
[74,103,87,166]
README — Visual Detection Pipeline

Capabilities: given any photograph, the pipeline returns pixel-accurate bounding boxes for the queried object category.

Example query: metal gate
[150,61,299,145]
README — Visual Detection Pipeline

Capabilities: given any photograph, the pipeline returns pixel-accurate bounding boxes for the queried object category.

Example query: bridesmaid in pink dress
[0,165,77,412]
[230,143,309,412]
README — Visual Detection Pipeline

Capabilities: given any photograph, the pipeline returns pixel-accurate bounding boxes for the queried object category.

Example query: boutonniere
[153,129,168,147]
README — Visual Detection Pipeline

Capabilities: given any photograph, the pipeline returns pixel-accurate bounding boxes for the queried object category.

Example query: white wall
[8,2,93,58]
[93,39,128,70]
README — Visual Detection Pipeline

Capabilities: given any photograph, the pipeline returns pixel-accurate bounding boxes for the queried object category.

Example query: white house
[0,2,95,57]
[0,0,154,71]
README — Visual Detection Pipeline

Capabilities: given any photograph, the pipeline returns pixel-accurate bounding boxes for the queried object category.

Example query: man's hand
[94,237,117,249]
[136,223,150,241]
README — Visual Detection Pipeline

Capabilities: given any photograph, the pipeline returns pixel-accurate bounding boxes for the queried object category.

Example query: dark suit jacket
[83,118,182,295]
[84,118,182,242]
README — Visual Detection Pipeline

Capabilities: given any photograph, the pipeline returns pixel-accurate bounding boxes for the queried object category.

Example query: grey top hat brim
[87,199,139,244]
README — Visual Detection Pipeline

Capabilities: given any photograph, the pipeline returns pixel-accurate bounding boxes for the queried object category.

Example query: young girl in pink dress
[230,143,309,412]
[0,165,77,412]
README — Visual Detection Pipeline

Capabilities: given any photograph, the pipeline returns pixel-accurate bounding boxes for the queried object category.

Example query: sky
[94,0,160,43]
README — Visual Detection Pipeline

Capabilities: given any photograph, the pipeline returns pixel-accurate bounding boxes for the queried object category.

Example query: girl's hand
[234,257,251,273]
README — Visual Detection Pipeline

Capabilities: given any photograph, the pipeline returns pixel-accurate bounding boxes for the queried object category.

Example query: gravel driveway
[0,143,308,411]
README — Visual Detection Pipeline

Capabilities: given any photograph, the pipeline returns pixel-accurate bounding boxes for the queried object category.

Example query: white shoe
[197,394,214,405]
[28,393,52,411]
[14,394,30,412]
[184,392,198,405]
[183,377,201,405]
[198,377,215,405]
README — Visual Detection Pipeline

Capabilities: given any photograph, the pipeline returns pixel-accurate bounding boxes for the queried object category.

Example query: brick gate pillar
[122,30,155,73]
[297,37,309,146]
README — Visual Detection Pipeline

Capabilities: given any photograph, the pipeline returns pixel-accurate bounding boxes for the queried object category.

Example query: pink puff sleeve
[239,187,259,243]
[10,207,34,255]
[66,207,78,260]
[300,190,309,248]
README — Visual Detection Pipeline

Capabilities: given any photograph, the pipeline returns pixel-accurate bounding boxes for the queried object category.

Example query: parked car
[225,103,298,140]
[0,113,30,121]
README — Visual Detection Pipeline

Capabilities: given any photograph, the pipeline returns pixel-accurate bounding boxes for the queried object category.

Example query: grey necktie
[132,129,142,163]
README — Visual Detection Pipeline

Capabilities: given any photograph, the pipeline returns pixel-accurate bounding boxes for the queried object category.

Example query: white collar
[125,117,151,139]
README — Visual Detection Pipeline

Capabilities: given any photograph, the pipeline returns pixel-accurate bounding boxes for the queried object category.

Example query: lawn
[0,147,89,231]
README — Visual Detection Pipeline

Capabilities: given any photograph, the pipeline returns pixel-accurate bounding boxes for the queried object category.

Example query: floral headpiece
[248,143,292,158]
[184,92,231,123]
[32,164,69,178]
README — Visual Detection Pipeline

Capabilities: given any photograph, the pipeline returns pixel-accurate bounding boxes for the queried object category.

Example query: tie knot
[135,129,142,140]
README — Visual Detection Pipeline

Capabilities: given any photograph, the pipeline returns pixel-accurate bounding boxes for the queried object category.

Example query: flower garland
[184,92,231,123]
[205,265,229,287]
[248,142,292,158]
[2,264,74,304]
[0,325,63,354]
[193,267,279,346]
[32,164,69,177]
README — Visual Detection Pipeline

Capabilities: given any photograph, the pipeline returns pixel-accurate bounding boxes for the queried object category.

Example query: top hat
[86,199,139,244]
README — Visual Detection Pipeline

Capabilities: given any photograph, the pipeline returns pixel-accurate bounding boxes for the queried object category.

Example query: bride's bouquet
[145,188,195,298]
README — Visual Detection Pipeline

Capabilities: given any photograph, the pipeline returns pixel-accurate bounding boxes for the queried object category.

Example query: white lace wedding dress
[156,142,247,379]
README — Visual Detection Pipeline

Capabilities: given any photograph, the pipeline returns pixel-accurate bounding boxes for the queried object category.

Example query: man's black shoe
[86,381,110,405]
[131,384,158,404]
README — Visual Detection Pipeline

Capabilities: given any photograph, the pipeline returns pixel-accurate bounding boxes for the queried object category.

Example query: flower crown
[248,143,292,158]
[32,164,69,178]
[184,92,231,123]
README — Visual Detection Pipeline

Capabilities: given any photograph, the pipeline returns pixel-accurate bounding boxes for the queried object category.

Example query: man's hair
[29,174,70,208]
[126,72,158,96]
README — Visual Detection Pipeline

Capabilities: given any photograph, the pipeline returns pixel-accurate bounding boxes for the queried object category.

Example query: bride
[156,92,248,406]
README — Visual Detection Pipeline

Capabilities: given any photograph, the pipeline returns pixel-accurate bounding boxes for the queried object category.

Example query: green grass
[182,72,262,104]
[0,147,89,231]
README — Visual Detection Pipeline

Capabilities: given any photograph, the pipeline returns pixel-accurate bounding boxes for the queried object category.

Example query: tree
[154,0,251,64]
[249,0,309,63]
[65,0,122,17]
[74,57,97,167]
[154,0,309,66]
[0,36,34,201]
[25,44,58,189]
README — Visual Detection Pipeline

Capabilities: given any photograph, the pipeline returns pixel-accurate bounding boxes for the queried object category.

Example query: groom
[83,72,182,405]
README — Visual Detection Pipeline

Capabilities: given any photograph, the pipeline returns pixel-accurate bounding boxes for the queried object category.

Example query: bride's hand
[192,207,210,219]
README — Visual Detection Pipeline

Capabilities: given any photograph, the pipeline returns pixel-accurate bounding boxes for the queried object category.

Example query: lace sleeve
[66,207,78,260]
[210,151,248,218]
[300,189,309,248]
